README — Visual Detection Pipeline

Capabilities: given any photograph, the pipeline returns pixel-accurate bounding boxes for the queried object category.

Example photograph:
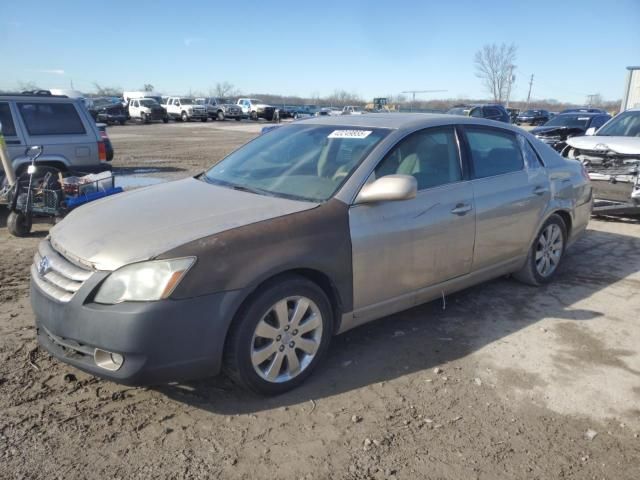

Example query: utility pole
[400,90,447,112]
[586,94,597,107]
[525,74,534,108]
[505,65,515,108]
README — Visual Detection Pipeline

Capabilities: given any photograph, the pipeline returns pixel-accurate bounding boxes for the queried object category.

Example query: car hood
[50,177,318,271]
[531,125,585,138]
[565,135,640,154]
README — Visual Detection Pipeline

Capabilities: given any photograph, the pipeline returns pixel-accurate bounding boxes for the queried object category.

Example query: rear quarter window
[0,102,17,136]
[17,102,86,136]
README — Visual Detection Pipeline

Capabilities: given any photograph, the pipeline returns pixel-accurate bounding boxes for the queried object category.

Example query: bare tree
[93,82,122,96]
[143,84,154,92]
[17,81,41,92]
[211,82,237,98]
[474,43,517,103]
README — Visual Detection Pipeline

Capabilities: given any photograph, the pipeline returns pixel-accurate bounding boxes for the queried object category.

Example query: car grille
[31,239,94,303]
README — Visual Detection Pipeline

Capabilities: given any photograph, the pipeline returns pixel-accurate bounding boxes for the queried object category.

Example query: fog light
[94,349,124,371]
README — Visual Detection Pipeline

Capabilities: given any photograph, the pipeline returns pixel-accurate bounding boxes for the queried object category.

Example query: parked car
[164,97,208,122]
[195,97,243,121]
[563,109,640,216]
[561,107,607,114]
[128,98,169,124]
[30,114,591,394]
[516,109,550,126]
[0,93,112,182]
[342,106,364,115]
[506,108,520,123]
[315,107,341,116]
[447,104,511,123]
[530,112,611,152]
[89,98,127,125]
[237,98,276,121]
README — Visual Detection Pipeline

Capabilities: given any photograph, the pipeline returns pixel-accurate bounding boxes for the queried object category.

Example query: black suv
[516,109,550,126]
[446,104,511,123]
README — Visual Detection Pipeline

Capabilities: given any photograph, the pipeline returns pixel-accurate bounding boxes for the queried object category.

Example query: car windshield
[140,99,157,107]
[522,110,538,115]
[543,114,591,128]
[596,111,640,137]
[203,125,389,202]
[180,98,193,105]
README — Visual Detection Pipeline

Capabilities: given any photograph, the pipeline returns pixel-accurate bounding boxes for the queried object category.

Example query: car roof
[300,112,522,132]
[556,111,604,117]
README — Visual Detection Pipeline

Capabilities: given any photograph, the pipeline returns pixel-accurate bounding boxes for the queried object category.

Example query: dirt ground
[1,121,639,479]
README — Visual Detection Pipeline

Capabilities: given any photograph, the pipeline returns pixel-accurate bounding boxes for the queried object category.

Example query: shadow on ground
[157,226,640,414]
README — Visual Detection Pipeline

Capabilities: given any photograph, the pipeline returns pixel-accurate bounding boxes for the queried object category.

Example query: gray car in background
[0,93,111,180]
[30,114,592,395]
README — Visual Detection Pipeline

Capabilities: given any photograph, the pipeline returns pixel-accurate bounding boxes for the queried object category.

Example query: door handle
[533,186,549,196]
[451,203,472,215]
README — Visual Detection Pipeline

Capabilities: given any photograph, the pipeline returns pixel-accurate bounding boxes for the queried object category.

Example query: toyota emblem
[38,256,51,277]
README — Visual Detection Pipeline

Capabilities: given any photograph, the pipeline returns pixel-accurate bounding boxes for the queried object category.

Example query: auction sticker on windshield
[328,130,372,139]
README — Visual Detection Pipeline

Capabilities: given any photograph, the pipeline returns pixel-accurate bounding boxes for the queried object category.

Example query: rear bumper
[31,275,242,385]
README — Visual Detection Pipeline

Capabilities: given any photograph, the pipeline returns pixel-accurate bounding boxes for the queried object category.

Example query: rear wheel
[162,117,169,124]
[514,214,567,286]
[201,117,208,122]
[217,111,225,121]
[181,111,188,122]
[235,117,241,121]
[7,211,32,237]
[224,275,333,395]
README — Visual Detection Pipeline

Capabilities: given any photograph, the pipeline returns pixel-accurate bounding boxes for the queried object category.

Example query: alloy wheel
[250,296,323,383]
[535,224,563,277]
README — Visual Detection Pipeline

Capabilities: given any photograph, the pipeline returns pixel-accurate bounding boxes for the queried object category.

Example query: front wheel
[162,117,169,124]
[7,211,33,237]
[217,111,225,121]
[224,275,333,395]
[235,117,241,121]
[181,111,188,122]
[514,214,567,286]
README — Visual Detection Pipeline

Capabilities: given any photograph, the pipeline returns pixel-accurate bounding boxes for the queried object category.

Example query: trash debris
[434,367,443,374]
[351,415,362,423]
[474,378,482,386]
[585,429,598,441]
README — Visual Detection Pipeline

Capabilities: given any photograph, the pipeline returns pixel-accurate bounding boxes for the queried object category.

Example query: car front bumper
[31,275,242,385]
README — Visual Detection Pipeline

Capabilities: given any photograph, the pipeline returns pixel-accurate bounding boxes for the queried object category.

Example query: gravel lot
[1,120,639,479]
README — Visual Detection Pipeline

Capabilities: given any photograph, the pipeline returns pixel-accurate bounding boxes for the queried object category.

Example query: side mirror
[355,175,417,204]
[585,127,596,136]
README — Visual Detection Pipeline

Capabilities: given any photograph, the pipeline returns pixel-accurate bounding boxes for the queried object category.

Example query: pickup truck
[128,97,169,124]
[342,105,364,115]
[164,97,208,122]
[196,97,243,121]
[237,98,276,121]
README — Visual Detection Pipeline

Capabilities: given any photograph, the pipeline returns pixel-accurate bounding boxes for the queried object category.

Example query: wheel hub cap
[250,296,323,383]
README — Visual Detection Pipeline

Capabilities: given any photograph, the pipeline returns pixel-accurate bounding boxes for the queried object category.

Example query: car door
[349,125,476,317]
[462,125,550,271]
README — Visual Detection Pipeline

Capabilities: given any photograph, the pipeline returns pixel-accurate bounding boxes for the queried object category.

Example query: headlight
[94,257,195,304]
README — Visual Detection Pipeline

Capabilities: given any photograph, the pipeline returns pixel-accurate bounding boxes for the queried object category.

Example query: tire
[181,111,188,122]
[7,211,32,237]
[140,112,148,124]
[162,117,169,124]
[201,117,208,122]
[250,111,258,121]
[514,214,567,286]
[217,111,225,121]
[223,274,333,395]
[235,117,241,122]
[119,120,126,126]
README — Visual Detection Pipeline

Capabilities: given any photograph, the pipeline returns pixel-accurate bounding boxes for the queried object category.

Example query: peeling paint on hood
[49,177,318,271]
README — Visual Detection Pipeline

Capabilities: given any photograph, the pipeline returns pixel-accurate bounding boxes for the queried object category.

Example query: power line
[401,89,448,111]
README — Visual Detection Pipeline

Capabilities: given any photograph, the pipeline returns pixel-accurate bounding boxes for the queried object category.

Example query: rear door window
[17,102,86,136]
[464,127,524,178]
[0,102,17,137]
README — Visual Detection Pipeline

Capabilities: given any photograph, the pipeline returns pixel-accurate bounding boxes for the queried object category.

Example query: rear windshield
[17,102,86,136]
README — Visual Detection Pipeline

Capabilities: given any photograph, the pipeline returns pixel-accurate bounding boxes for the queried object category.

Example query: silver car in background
[30,114,592,395]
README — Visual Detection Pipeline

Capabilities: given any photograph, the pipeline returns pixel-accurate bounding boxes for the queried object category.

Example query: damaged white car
[564,109,640,216]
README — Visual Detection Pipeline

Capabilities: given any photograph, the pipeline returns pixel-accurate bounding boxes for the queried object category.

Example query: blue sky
[2,0,638,103]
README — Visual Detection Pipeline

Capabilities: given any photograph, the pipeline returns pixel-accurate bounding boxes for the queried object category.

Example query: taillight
[98,141,107,161]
